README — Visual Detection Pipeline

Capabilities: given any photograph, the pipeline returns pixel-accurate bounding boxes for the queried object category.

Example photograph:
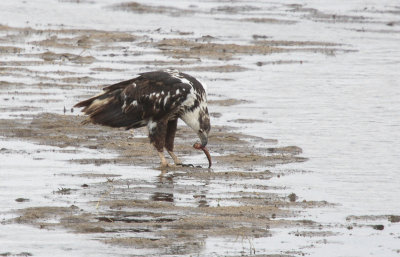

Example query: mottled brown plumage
[75,69,211,168]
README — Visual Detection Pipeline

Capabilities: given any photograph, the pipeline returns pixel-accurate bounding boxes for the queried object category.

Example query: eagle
[74,69,211,168]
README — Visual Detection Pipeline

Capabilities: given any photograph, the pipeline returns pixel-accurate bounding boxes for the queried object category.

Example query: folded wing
[75,72,192,130]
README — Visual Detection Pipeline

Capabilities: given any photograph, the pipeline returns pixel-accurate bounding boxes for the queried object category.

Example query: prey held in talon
[75,69,212,168]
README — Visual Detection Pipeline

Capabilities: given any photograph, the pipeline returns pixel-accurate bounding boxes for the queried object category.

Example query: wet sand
[0,112,319,255]
[0,21,324,256]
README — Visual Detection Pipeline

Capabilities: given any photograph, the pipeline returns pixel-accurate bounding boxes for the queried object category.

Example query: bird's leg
[165,119,184,166]
[167,150,182,166]
[148,120,173,168]
[157,151,171,168]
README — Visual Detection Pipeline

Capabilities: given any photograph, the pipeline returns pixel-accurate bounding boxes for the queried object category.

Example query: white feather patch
[147,120,157,132]
[181,106,201,132]
[163,93,170,107]
[179,77,192,86]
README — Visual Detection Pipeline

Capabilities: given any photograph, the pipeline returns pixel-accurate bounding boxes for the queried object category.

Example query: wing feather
[121,71,193,128]
[76,70,195,130]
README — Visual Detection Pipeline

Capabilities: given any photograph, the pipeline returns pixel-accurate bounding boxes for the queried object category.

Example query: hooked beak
[198,131,208,147]
[193,133,212,169]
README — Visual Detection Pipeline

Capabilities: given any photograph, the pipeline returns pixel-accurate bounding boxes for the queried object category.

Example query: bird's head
[181,102,212,168]
[190,107,211,169]
[197,111,210,147]
[181,105,210,147]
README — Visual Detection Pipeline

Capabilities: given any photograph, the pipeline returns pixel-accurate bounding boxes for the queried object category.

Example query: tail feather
[74,95,99,110]
[75,90,138,128]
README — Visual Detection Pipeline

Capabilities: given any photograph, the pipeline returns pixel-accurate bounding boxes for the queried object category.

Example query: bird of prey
[74,69,212,168]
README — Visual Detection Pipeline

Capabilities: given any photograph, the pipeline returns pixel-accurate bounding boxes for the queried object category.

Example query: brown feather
[75,73,190,130]
[75,70,211,167]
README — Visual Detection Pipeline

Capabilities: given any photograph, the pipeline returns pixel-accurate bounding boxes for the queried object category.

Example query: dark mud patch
[1,110,325,256]
[389,215,400,223]
[344,214,400,231]
[241,18,298,25]
[0,252,33,257]
[9,190,326,255]
[39,51,96,64]
[0,25,140,48]
[289,230,340,237]
[15,198,30,203]
[155,35,349,60]
[77,173,122,178]
[31,32,138,49]
[252,40,352,56]
[0,112,303,169]
[0,113,156,166]
[267,146,303,155]
[229,118,264,123]
[12,205,80,225]
[211,5,261,14]
[90,67,127,73]
[113,2,195,16]
[0,46,23,54]
[157,38,283,60]
[346,214,395,221]
[256,60,306,66]
[172,169,274,180]
[56,172,122,180]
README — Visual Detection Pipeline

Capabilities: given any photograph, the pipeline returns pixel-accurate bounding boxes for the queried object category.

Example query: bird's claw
[160,163,199,169]
[177,163,194,167]
[176,163,203,168]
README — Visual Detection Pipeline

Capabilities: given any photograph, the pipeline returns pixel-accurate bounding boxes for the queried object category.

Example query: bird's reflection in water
[152,170,211,207]
[197,175,210,208]
[151,171,174,202]
[151,191,174,202]
[196,194,209,207]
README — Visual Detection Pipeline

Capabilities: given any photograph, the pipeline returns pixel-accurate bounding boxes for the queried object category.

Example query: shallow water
[1,0,400,256]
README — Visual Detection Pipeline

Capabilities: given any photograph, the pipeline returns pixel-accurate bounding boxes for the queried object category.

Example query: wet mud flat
[0,113,324,256]
[0,15,360,257]
[2,114,397,256]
